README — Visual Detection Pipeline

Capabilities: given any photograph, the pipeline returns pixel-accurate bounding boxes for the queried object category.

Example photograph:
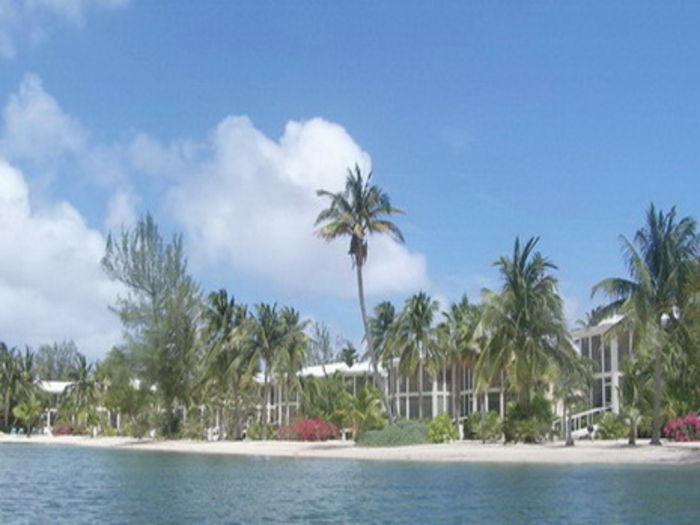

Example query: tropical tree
[553,358,592,446]
[477,237,577,412]
[315,164,404,413]
[64,353,98,430]
[367,301,397,419]
[198,290,257,439]
[1,343,21,428]
[339,342,358,368]
[592,205,698,444]
[250,303,286,439]
[277,306,309,425]
[392,292,439,419]
[102,214,201,437]
[34,341,81,381]
[436,296,483,421]
[12,393,43,437]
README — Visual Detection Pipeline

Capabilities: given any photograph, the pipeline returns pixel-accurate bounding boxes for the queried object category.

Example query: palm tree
[315,164,404,413]
[392,292,439,419]
[477,237,577,411]
[0,343,21,428]
[553,358,592,446]
[436,296,483,422]
[199,290,257,439]
[278,306,309,425]
[592,205,698,445]
[251,303,286,439]
[367,301,397,419]
[65,353,98,431]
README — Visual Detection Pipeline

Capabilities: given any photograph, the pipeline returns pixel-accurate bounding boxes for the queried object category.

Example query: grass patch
[356,420,429,447]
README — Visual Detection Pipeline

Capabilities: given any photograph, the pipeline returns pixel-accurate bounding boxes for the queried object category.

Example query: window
[422,367,433,392]
[604,378,612,408]
[445,368,452,392]
[592,379,603,407]
[592,336,602,373]
[409,372,418,393]
[488,392,500,414]
[604,341,611,372]
[422,397,433,419]
[409,397,419,419]
[581,337,590,359]
[399,399,406,418]
[618,332,630,366]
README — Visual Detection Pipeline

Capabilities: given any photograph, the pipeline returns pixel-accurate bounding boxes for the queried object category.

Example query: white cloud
[105,187,138,231]
[0,0,129,59]
[169,116,430,298]
[0,159,122,359]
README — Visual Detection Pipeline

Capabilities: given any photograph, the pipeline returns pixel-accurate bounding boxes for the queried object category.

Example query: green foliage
[504,396,553,443]
[34,341,80,381]
[356,420,429,447]
[428,414,458,443]
[179,416,206,440]
[466,412,503,442]
[246,422,276,440]
[596,413,628,439]
[102,214,200,438]
[12,394,43,436]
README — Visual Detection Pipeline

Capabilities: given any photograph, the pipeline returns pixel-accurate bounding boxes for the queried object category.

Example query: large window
[409,372,418,393]
[409,397,419,419]
[581,337,590,359]
[592,335,602,373]
[422,397,433,419]
[618,332,630,366]
[604,341,611,372]
[592,379,603,407]
[488,392,500,413]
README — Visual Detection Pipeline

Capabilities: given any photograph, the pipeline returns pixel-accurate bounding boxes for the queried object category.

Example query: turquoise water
[1,444,699,524]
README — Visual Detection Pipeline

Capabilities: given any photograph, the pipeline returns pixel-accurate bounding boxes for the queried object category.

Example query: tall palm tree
[251,303,286,439]
[199,290,257,439]
[392,292,439,419]
[367,301,397,419]
[477,237,577,410]
[436,296,483,421]
[278,306,309,425]
[592,205,698,445]
[315,164,404,413]
[65,353,98,428]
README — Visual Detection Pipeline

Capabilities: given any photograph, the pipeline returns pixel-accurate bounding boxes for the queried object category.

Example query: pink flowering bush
[663,413,700,442]
[291,418,338,441]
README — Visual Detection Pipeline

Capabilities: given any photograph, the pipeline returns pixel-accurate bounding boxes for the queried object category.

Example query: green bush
[503,396,553,443]
[428,414,458,443]
[596,413,628,439]
[246,422,276,440]
[179,417,206,440]
[356,420,429,447]
[467,412,503,442]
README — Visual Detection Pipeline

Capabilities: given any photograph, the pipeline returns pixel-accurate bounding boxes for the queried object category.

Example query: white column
[611,336,620,414]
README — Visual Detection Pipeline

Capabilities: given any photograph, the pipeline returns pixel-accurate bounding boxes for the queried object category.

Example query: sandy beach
[2,433,699,465]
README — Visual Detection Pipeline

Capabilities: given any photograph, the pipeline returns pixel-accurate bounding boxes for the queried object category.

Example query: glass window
[592,379,603,407]
[592,336,602,373]
[464,394,472,415]
[445,368,452,392]
[409,397,419,419]
[409,372,418,393]
[422,367,433,392]
[399,399,406,418]
[421,397,432,419]
[488,392,500,414]
[581,337,590,359]
[604,341,611,372]
[618,332,630,366]
[604,381,612,408]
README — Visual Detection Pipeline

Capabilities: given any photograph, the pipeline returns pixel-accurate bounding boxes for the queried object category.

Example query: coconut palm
[592,205,698,444]
[199,290,257,439]
[367,301,397,419]
[12,393,43,437]
[65,353,98,430]
[436,296,483,421]
[315,164,404,413]
[477,237,577,410]
[250,303,286,439]
[392,292,439,419]
[553,358,592,446]
[278,306,309,425]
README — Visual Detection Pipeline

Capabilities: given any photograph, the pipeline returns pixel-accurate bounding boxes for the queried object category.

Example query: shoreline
[2,434,700,465]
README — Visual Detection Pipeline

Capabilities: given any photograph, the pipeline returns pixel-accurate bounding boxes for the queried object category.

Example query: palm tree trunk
[564,402,574,446]
[355,262,393,420]
[262,375,269,440]
[650,346,662,445]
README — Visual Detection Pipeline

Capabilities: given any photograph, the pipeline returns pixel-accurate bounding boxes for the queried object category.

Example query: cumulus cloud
[169,116,430,298]
[0,0,128,59]
[0,159,122,359]
[105,187,138,231]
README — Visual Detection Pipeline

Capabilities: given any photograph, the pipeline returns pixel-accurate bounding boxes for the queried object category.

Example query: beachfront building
[571,315,634,415]
[387,362,505,420]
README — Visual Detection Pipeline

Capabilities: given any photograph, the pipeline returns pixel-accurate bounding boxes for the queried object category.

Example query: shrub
[246,422,276,440]
[52,423,79,436]
[428,414,458,443]
[291,418,338,441]
[467,412,503,443]
[596,413,628,439]
[179,417,205,440]
[504,396,553,443]
[356,420,429,447]
[664,413,700,442]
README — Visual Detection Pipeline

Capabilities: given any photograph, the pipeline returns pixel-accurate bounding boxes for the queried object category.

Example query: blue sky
[0,1,698,359]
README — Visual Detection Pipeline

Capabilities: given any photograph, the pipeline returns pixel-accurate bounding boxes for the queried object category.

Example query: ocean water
[1,444,699,524]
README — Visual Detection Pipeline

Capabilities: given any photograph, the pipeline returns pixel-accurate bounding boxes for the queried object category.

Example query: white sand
[2,433,699,465]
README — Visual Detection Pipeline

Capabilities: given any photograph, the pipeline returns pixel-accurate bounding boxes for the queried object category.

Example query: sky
[0,1,699,360]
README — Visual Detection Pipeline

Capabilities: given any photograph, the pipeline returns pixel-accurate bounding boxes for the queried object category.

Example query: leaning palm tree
[477,237,577,411]
[366,301,397,418]
[392,292,439,419]
[592,205,698,445]
[315,164,404,413]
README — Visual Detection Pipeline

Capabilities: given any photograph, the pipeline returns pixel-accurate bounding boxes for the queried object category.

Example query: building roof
[571,314,625,338]
[38,380,72,395]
